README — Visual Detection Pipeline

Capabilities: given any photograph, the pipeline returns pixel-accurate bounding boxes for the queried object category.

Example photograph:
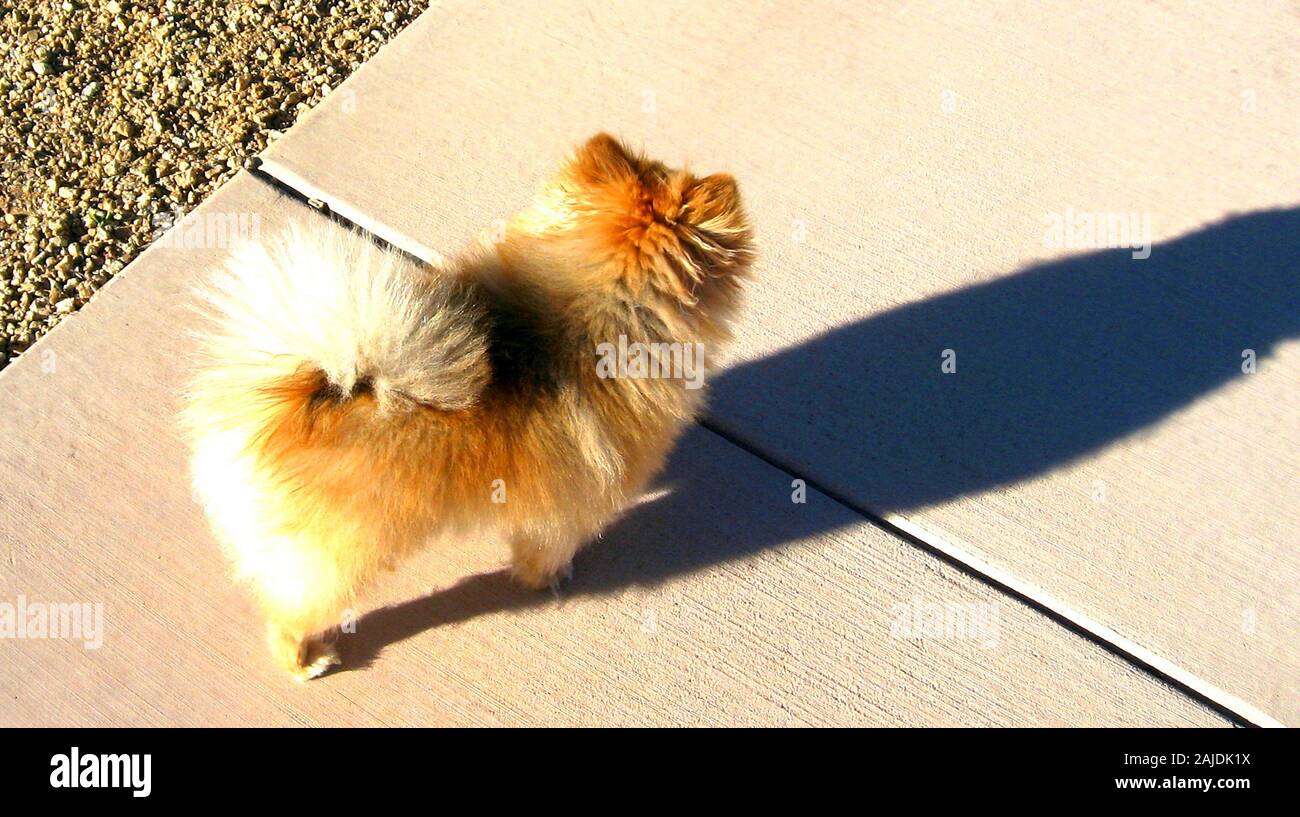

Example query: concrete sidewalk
[0,176,1233,726]
[1,1,1295,725]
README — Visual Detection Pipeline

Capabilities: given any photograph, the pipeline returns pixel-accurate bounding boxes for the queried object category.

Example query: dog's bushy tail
[183,219,490,448]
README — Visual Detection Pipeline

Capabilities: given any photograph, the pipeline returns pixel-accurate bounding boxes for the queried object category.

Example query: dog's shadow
[341,206,1300,668]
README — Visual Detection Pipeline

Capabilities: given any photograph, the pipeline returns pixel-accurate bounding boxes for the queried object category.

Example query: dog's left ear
[570,133,638,186]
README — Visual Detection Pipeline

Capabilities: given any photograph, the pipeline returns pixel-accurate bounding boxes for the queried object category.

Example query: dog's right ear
[683,173,746,236]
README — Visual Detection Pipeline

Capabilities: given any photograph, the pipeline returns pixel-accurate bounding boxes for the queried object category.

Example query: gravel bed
[1,0,433,367]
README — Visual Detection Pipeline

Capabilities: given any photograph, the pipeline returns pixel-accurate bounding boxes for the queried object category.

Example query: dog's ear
[570,133,638,186]
[683,173,745,235]
[507,133,642,239]
[665,172,752,299]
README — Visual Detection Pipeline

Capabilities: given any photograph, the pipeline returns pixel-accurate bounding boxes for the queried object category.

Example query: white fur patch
[195,219,489,411]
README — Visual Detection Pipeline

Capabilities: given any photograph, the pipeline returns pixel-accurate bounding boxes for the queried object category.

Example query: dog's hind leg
[240,533,360,681]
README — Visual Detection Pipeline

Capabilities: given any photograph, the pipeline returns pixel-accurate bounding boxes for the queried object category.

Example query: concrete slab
[258,0,1300,722]
[0,174,1230,725]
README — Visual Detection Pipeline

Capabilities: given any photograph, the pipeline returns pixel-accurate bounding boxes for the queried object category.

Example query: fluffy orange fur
[182,134,753,679]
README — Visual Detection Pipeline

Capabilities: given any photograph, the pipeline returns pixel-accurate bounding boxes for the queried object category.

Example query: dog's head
[508,134,754,328]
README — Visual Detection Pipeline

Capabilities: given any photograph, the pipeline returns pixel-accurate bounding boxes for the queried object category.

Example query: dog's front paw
[510,556,573,592]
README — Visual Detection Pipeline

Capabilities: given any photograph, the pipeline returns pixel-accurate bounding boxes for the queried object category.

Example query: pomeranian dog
[181,134,753,679]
